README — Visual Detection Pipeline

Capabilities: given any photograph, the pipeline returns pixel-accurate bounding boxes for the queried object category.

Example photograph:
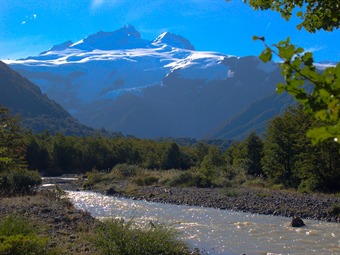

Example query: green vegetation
[1,2,337,251]
[329,203,340,216]
[0,61,107,137]
[0,108,197,255]
[91,219,191,255]
[1,104,339,195]
[254,36,340,145]
[0,190,194,255]
[240,0,340,144]
[242,0,340,32]
[79,105,339,194]
[0,106,41,196]
[0,215,56,255]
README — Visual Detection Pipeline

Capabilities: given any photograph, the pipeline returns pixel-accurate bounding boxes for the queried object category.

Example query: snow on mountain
[165,51,229,80]
[314,61,337,70]
[6,26,231,103]
[48,41,74,52]
[70,25,150,51]
[153,32,195,50]
[4,25,284,138]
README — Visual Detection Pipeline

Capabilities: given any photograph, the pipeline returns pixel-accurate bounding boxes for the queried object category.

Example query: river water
[66,191,340,255]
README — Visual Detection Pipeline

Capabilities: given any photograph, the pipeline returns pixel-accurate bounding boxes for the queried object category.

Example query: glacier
[6,25,232,104]
[4,25,285,138]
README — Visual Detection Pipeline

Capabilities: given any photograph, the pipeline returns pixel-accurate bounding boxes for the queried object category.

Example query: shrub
[91,219,191,255]
[133,176,159,186]
[0,168,41,196]
[242,178,267,188]
[112,164,142,178]
[0,234,51,255]
[168,172,195,187]
[270,184,284,190]
[0,215,35,236]
[0,215,56,255]
[298,178,318,194]
[82,169,106,189]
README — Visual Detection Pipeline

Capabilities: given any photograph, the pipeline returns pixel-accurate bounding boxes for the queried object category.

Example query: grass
[0,215,36,236]
[90,218,192,255]
[0,188,197,255]
[256,191,271,198]
[0,190,98,255]
[82,165,186,192]
[222,187,244,197]
[0,215,58,255]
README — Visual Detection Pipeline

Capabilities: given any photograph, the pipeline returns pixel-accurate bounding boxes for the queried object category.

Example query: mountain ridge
[5,25,294,139]
[0,61,118,136]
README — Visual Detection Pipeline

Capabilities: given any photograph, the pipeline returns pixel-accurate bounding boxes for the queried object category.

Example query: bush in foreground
[0,215,56,255]
[91,219,192,255]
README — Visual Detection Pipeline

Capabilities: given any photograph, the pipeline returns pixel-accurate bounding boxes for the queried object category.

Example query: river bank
[0,189,99,254]
[0,186,198,255]
[41,176,340,223]
[121,185,340,223]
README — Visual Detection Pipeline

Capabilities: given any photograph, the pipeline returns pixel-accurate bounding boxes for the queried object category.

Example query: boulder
[106,187,116,195]
[291,216,305,227]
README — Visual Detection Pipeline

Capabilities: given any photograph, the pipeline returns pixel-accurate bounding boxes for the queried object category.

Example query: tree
[25,137,51,172]
[236,0,340,145]
[262,106,308,187]
[0,106,41,195]
[244,132,264,176]
[195,142,209,166]
[0,106,26,172]
[52,134,83,173]
[242,0,340,32]
[160,143,183,170]
[197,147,225,187]
[262,105,340,191]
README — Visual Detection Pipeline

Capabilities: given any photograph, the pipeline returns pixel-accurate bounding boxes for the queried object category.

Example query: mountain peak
[70,25,150,51]
[153,32,195,50]
[49,40,73,51]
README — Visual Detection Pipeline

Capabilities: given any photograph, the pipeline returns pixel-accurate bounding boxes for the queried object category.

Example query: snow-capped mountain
[5,25,285,138]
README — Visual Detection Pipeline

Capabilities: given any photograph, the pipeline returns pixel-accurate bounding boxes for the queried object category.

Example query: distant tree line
[1,103,339,194]
[24,104,339,192]
[25,133,200,176]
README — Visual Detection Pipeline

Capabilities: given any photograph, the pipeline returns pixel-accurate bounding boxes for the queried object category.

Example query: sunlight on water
[67,191,340,255]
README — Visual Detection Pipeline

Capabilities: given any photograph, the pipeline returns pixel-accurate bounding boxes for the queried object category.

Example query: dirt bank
[0,189,99,254]
[115,186,340,223]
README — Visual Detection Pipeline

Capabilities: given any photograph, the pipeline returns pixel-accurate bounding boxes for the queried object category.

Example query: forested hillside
[0,61,113,136]
[22,104,340,193]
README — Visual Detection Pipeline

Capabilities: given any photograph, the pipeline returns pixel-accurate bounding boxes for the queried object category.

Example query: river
[66,190,340,255]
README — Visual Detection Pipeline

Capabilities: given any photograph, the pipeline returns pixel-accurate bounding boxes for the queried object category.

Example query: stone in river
[291,216,305,227]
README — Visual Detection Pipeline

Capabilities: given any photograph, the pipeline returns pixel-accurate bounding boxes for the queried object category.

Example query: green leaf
[259,47,272,63]
[276,83,286,94]
[296,11,303,17]
[278,44,295,60]
[307,126,338,145]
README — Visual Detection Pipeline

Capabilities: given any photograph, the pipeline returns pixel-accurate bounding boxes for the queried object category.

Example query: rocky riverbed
[126,186,340,222]
[41,177,340,223]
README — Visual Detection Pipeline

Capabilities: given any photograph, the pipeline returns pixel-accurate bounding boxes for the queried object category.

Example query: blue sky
[1,0,339,62]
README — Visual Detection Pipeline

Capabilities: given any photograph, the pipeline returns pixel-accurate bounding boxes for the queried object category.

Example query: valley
[5,25,293,139]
